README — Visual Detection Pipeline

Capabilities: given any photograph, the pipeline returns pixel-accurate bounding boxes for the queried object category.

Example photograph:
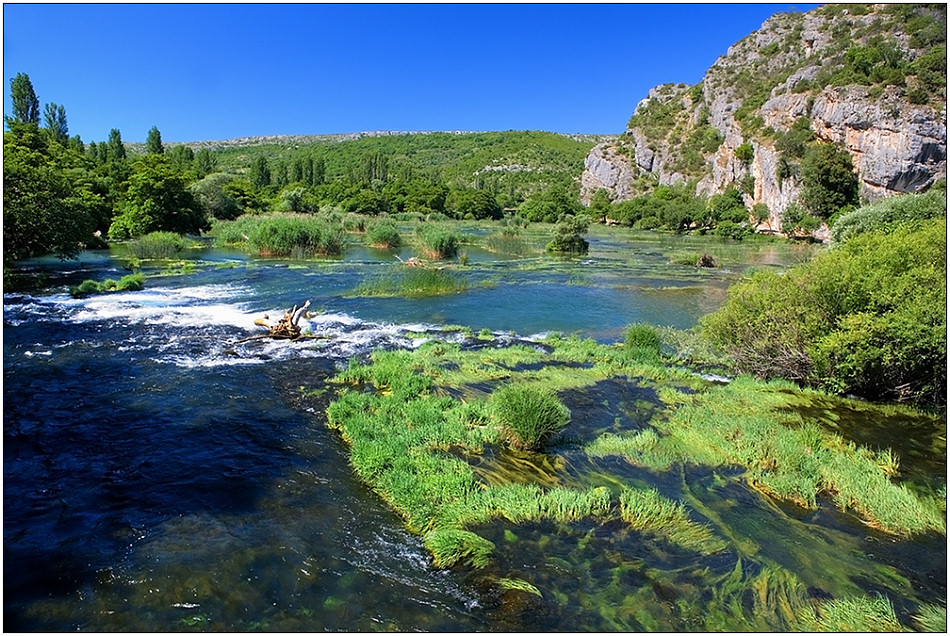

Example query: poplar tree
[146,126,164,154]
[108,128,127,161]
[7,72,40,126]
[43,102,68,145]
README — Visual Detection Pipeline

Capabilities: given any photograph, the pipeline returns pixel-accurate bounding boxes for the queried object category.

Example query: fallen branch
[250,300,312,340]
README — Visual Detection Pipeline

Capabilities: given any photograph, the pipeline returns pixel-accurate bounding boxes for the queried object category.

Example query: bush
[701,218,946,405]
[126,231,186,260]
[546,214,590,254]
[830,188,947,243]
[492,385,570,451]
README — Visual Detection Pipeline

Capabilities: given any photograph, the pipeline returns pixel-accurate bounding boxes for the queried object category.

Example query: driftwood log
[253,300,311,340]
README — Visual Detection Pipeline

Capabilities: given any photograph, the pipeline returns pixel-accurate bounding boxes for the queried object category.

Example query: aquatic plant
[416,225,460,259]
[799,594,903,632]
[912,603,947,632]
[126,231,186,260]
[623,323,662,362]
[491,384,570,451]
[619,487,727,554]
[69,273,145,297]
[348,265,468,298]
[365,221,401,248]
[424,528,495,568]
[498,577,542,597]
[212,214,343,257]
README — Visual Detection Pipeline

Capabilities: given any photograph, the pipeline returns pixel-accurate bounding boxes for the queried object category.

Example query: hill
[580,3,947,237]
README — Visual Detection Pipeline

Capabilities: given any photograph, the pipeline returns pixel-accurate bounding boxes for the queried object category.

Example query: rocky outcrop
[580,4,948,237]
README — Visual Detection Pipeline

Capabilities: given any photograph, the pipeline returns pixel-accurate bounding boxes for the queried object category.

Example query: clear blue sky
[4,3,817,143]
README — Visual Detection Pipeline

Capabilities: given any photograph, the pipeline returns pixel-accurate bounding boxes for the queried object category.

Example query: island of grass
[321,330,946,631]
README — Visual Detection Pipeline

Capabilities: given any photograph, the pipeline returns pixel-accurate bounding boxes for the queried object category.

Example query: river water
[4,231,944,631]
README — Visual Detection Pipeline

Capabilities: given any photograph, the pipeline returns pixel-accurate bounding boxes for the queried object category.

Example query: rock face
[580,4,947,237]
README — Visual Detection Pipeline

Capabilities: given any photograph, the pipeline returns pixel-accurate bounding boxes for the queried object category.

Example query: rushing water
[4,231,944,631]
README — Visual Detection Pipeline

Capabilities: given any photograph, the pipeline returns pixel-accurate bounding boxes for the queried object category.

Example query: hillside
[153,130,608,205]
[580,3,947,237]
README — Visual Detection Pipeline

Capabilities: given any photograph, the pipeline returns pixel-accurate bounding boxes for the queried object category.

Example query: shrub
[126,231,186,260]
[492,385,570,451]
[546,214,590,254]
[702,217,946,405]
[830,188,947,243]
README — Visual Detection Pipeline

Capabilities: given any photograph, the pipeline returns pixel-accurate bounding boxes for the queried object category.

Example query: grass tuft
[492,384,570,451]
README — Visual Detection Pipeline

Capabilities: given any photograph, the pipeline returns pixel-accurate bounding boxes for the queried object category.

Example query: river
[4,230,944,630]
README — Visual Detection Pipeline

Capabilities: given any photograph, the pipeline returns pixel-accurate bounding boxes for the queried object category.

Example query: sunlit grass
[799,594,904,632]
[619,487,727,554]
[348,265,469,298]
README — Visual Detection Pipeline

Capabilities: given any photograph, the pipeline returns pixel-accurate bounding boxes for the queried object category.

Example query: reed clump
[366,221,402,249]
[416,225,460,259]
[126,231,186,260]
[212,214,343,257]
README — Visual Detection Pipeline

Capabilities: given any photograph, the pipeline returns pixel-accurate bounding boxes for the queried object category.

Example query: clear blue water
[4,231,943,630]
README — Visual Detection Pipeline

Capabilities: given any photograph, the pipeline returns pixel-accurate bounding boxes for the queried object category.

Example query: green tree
[43,102,68,145]
[249,155,271,189]
[146,126,164,155]
[799,142,859,219]
[108,128,127,161]
[108,155,208,239]
[546,213,590,254]
[451,188,502,220]
[194,148,216,176]
[3,129,97,267]
[190,173,242,220]
[7,72,40,127]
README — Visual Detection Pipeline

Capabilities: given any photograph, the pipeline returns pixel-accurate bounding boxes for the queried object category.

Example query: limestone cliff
[580,3,947,236]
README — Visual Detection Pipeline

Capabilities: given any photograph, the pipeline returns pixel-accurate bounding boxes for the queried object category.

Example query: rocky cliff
[580,3,947,236]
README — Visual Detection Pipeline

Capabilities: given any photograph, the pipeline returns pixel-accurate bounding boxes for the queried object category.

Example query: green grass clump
[127,231,186,260]
[619,487,727,554]
[212,214,343,257]
[70,273,146,297]
[366,221,402,249]
[349,265,467,298]
[912,603,947,632]
[799,594,903,632]
[491,384,570,451]
[424,528,495,569]
[624,323,663,362]
[416,225,460,259]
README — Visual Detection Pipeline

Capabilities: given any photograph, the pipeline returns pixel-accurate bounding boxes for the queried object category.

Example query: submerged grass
[325,332,943,630]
